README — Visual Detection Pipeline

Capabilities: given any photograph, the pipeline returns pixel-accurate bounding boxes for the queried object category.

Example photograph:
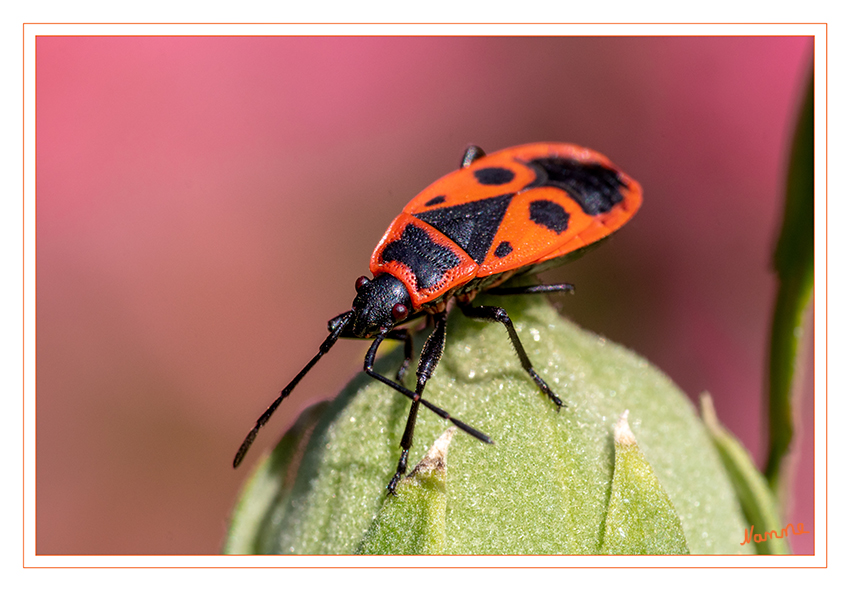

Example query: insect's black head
[345,273,412,338]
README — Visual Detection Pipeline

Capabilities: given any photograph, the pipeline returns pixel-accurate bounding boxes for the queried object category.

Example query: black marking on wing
[413,194,513,264]
[474,167,515,186]
[529,200,570,234]
[424,195,446,207]
[381,224,461,291]
[527,157,627,215]
[494,241,513,258]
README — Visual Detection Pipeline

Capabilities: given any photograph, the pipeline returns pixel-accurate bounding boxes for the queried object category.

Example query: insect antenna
[232,311,353,468]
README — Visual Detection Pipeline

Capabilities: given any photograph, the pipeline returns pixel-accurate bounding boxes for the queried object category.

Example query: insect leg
[363,328,492,492]
[486,283,575,296]
[383,327,414,382]
[386,311,448,495]
[458,302,564,409]
[460,145,486,168]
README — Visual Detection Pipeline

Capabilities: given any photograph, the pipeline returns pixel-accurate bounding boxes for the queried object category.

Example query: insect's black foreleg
[386,311,448,495]
[383,327,414,382]
[363,341,490,443]
[458,302,564,409]
[363,323,492,494]
[486,282,575,296]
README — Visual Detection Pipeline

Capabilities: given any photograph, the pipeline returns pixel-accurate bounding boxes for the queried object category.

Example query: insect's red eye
[391,303,409,322]
[355,276,370,291]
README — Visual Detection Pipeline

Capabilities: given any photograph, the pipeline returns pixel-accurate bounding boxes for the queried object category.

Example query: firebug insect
[234,142,642,494]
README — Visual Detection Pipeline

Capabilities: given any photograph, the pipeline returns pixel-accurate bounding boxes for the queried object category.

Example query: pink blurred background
[35,36,814,555]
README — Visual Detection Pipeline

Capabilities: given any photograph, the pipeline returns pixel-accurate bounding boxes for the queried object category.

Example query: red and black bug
[234,143,642,494]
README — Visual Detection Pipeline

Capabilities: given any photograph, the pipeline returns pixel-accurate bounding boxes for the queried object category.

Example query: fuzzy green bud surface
[226,294,760,555]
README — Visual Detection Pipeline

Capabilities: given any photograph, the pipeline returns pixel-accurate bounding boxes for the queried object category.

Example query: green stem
[763,72,814,493]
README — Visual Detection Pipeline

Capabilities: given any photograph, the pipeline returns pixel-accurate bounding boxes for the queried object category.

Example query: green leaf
[764,72,814,492]
[356,428,454,554]
[701,395,790,555]
[600,412,689,555]
[225,294,752,554]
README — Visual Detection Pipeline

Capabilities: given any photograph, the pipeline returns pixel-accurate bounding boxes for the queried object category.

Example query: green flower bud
[225,293,767,555]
